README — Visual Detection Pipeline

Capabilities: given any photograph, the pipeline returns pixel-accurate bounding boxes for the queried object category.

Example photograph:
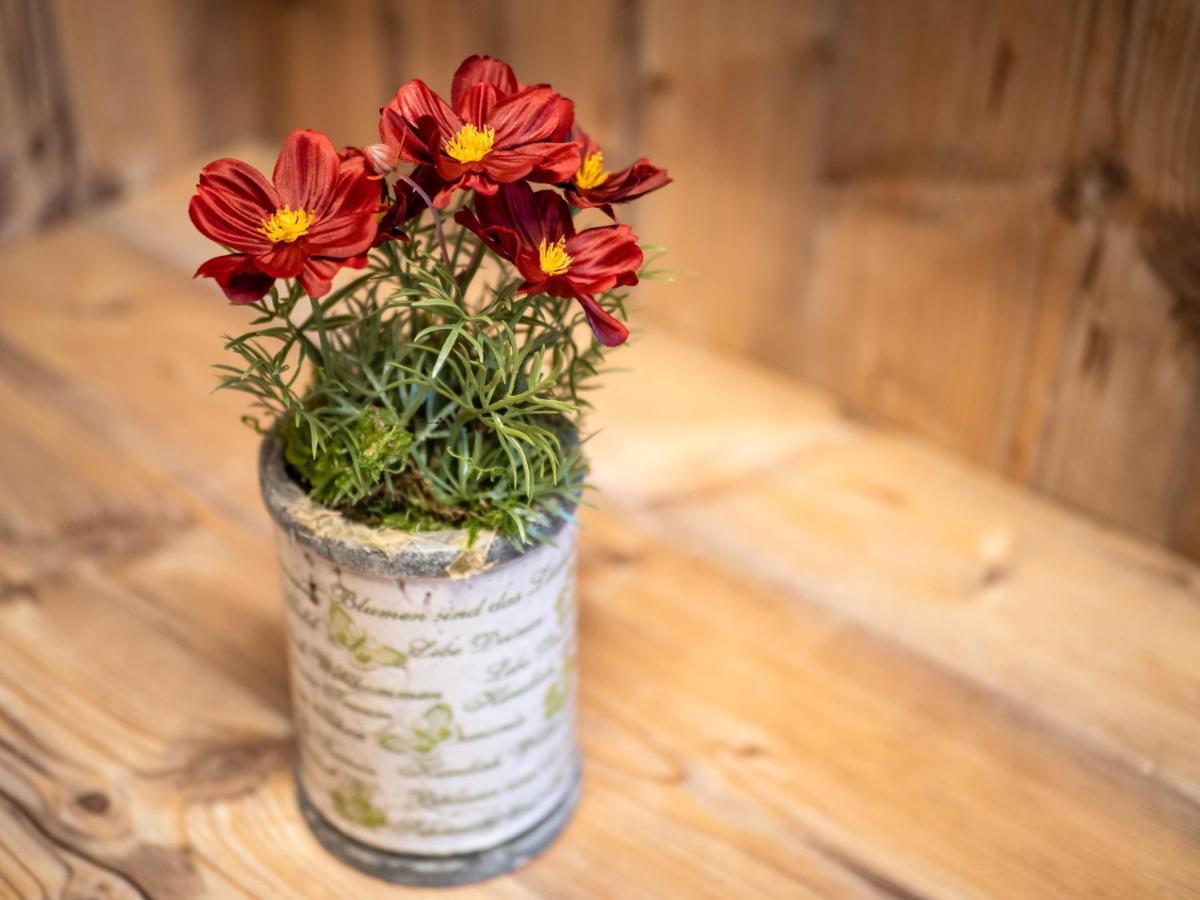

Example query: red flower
[563,126,671,218]
[379,57,578,207]
[189,130,382,302]
[455,182,642,346]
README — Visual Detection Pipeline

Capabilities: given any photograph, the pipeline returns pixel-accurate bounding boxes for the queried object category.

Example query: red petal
[524,141,583,185]
[472,142,577,187]
[381,80,461,166]
[515,251,549,286]
[255,242,307,278]
[546,94,576,141]
[575,293,629,347]
[305,213,377,257]
[189,158,279,252]
[475,147,543,183]
[430,179,459,208]
[457,82,499,126]
[452,55,519,108]
[298,257,341,298]
[332,153,384,214]
[300,153,382,257]
[457,171,497,195]
[489,87,574,147]
[455,207,521,262]
[194,254,275,303]
[474,181,571,250]
[273,129,340,214]
[532,187,575,240]
[373,188,413,246]
[561,224,643,295]
[196,157,280,210]
[566,158,672,214]
[567,123,601,159]
[189,191,271,254]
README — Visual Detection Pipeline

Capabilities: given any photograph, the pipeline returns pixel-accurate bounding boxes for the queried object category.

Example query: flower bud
[364,143,399,175]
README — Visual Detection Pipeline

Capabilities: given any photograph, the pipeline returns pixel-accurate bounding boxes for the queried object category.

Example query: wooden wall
[3,0,1200,557]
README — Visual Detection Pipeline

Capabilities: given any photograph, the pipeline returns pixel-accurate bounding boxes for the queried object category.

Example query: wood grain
[0,148,1199,896]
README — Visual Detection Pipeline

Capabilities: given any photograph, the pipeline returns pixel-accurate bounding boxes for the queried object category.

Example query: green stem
[455,240,486,302]
[397,173,451,269]
[450,221,468,268]
[309,292,334,375]
[278,281,323,366]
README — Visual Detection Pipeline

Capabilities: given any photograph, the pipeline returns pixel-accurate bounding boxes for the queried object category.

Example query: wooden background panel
[632,0,827,356]
[790,0,1200,555]
[0,0,87,241]
[1033,0,1200,548]
[789,0,1095,464]
[0,0,266,241]
[2,0,1200,558]
[251,0,636,173]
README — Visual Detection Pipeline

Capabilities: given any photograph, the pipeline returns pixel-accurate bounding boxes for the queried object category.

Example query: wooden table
[1,148,1199,899]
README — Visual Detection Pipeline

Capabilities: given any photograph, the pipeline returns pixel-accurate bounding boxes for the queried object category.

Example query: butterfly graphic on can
[378,703,457,756]
[327,597,408,671]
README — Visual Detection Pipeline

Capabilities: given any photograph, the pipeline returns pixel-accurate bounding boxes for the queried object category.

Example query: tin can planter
[258,437,581,886]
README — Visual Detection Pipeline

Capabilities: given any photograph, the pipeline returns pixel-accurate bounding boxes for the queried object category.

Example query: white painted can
[259,438,579,879]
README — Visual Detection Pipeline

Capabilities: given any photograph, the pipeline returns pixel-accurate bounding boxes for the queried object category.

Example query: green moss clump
[285,405,412,509]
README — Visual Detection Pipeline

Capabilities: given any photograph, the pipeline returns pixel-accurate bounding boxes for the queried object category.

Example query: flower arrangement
[189,55,669,543]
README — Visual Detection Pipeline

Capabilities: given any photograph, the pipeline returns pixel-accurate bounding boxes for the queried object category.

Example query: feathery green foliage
[216,213,662,544]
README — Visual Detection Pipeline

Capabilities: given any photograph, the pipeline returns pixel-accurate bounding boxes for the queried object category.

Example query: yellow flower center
[538,237,572,276]
[444,123,496,163]
[574,152,609,190]
[259,206,313,243]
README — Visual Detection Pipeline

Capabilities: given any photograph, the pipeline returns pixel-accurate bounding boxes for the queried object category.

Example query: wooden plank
[790,0,1200,554]
[0,0,93,241]
[0,291,837,893]
[47,0,267,183]
[499,0,637,160]
[1028,0,1200,548]
[263,0,392,148]
[378,0,507,98]
[0,0,267,241]
[590,332,1200,810]
[574,512,1200,899]
[8,2,1200,563]
[95,140,277,275]
[0,220,266,526]
[3,415,1197,897]
[261,1,634,163]
[0,362,183,570]
[795,176,1070,464]
[794,0,1091,467]
[1028,214,1200,540]
[634,0,827,359]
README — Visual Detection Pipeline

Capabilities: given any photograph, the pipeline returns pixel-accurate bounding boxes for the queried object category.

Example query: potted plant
[187,55,669,885]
